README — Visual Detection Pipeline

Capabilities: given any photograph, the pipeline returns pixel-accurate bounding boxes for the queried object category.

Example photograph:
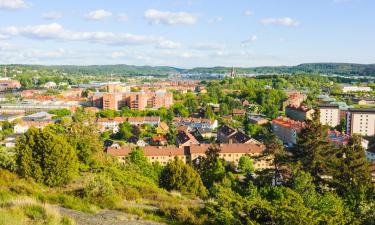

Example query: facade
[97,116,161,132]
[0,79,21,90]
[272,117,305,146]
[342,86,371,93]
[14,120,53,134]
[346,108,375,136]
[89,90,173,111]
[106,143,271,169]
[285,105,315,122]
[319,104,341,127]
[283,91,307,109]
[172,117,218,130]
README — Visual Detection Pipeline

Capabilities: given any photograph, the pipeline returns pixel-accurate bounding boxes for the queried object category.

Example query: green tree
[292,111,334,185]
[127,147,161,182]
[237,156,254,174]
[15,127,78,186]
[116,122,133,140]
[194,145,226,189]
[332,135,373,208]
[0,147,17,172]
[160,158,207,197]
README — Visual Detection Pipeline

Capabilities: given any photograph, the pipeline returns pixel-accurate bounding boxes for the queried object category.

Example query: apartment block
[272,117,305,146]
[285,105,315,122]
[319,104,341,127]
[283,91,307,109]
[346,108,375,136]
[106,143,271,169]
[89,90,173,111]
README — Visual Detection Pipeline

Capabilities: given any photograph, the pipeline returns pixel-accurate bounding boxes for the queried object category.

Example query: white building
[319,104,341,127]
[346,108,375,136]
[342,86,371,93]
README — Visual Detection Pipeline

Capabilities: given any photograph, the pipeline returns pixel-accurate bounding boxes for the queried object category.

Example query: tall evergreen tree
[292,110,335,184]
[332,135,373,208]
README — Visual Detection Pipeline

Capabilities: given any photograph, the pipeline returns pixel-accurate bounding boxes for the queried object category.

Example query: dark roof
[319,104,339,109]
[232,132,251,143]
[349,108,375,113]
[218,124,236,136]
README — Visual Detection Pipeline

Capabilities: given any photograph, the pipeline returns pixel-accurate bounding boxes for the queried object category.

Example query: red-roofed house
[272,117,305,146]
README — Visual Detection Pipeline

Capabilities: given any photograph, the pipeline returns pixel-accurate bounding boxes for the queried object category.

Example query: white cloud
[110,51,126,59]
[242,35,257,44]
[26,48,66,58]
[208,16,223,24]
[42,11,63,20]
[144,9,197,25]
[117,13,129,22]
[0,0,28,10]
[260,17,300,27]
[85,9,112,20]
[157,40,181,49]
[192,43,225,50]
[244,10,253,16]
[0,23,180,48]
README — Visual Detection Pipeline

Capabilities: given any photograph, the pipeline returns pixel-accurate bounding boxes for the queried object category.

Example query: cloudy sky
[0,0,374,68]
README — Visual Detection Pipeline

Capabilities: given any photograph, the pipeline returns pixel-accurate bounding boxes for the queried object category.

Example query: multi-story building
[172,117,218,130]
[97,116,161,132]
[89,90,173,111]
[283,91,306,109]
[346,108,375,136]
[285,105,315,122]
[0,79,21,91]
[106,143,271,169]
[342,86,371,93]
[272,117,305,146]
[319,104,341,127]
[14,120,54,134]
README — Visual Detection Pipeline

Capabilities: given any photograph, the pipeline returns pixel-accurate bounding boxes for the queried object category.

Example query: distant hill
[0,64,183,77]
[1,63,375,77]
[183,63,375,76]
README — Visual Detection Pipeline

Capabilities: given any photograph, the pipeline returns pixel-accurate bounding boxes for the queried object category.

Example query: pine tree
[332,135,373,208]
[292,110,335,185]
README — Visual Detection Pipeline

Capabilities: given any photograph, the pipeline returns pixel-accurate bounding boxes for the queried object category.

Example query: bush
[15,127,78,186]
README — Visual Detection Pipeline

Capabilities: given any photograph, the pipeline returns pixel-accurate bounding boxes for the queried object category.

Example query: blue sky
[0,0,374,68]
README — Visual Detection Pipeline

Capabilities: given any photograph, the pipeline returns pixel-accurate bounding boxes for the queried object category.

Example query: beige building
[347,108,375,136]
[272,117,305,146]
[319,104,341,127]
[106,143,271,170]
[285,105,315,122]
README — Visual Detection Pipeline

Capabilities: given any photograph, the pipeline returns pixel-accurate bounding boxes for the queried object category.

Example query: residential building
[96,116,161,132]
[106,143,271,169]
[346,108,375,136]
[88,90,173,111]
[319,104,341,127]
[342,86,371,93]
[172,117,218,130]
[176,130,199,147]
[366,146,375,162]
[232,109,246,117]
[0,79,21,90]
[14,120,54,134]
[272,117,305,146]
[283,91,307,109]
[248,114,268,125]
[217,124,257,144]
[285,105,315,122]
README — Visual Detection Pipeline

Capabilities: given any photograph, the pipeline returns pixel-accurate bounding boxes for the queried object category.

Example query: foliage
[15,127,78,186]
[237,156,254,174]
[0,147,17,172]
[160,158,207,197]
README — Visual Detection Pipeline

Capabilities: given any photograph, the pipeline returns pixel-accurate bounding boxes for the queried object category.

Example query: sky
[0,0,374,68]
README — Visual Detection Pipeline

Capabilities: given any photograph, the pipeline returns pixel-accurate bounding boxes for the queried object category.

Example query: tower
[230,66,236,78]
